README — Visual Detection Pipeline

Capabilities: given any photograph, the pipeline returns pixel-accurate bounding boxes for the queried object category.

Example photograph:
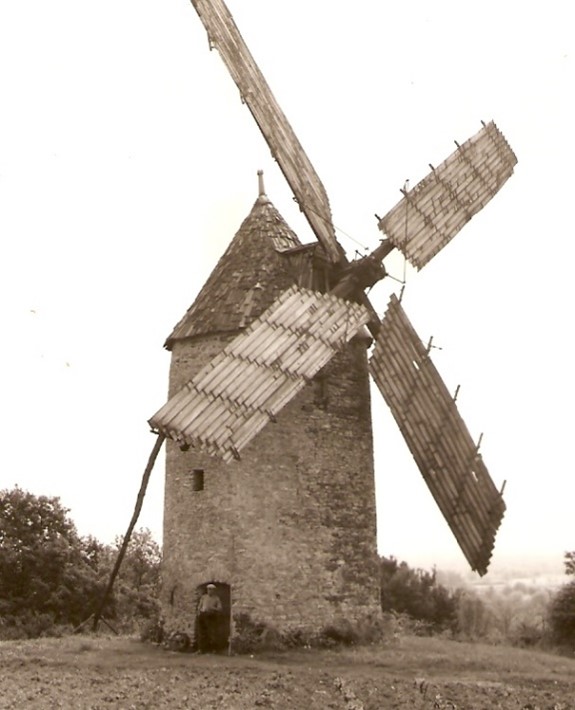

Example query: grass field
[1,634,574,708]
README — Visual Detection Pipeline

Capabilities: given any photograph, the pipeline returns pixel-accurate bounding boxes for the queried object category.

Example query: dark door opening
[195,581,231,652]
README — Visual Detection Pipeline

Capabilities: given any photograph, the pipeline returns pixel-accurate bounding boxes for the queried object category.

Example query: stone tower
[160,179,380,641]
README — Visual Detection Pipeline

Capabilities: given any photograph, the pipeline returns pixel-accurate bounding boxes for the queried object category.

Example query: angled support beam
[91,434,166,631]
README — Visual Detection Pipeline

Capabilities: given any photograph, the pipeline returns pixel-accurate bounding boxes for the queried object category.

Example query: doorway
[195,581,231,652]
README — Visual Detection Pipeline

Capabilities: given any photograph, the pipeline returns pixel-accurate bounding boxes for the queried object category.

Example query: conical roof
[165,191,302,349]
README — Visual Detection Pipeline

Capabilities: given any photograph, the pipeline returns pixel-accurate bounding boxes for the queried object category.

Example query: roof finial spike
[257,169,266,197]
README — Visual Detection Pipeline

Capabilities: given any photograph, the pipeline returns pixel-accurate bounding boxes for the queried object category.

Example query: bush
[564,551,575,576]
[139,614,165,644]
[454,591,493,640]
[379,557,458,633]
[319,619,359,647]
[0,611,61,640]
[230,611,391,654]
[548,580,575,648]
[166,631,190,652]
[232,612,283,654]
[510,621,545,648]
[352,611,391,645]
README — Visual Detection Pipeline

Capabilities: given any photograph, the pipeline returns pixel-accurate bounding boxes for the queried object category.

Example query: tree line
[2,485,575,651]
[380,552,575,650]
[0,486,160,639]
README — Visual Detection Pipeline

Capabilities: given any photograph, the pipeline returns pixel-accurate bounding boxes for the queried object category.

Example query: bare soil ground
[0,634,574,709]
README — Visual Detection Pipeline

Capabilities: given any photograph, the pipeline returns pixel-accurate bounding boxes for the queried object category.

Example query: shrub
[353,611,392,645]
[454,591,493,640]
[0,611,56,640]
[548,580,575,648]
[139,614,165,644]
[166,631,190,652]
[231,612,283,654]
[319,619,359,647]
[564,551,575,576]
[510,621,545,648]
[230,611,391,654]
[379,557,458,633]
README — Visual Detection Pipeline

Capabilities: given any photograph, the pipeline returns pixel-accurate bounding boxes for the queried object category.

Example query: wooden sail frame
[378,121,517,270]
[150,286,370,462]
[369,294,505,575]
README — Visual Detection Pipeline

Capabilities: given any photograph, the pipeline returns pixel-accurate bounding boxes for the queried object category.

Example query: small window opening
[192,468,204,491]
[313,373,329,410]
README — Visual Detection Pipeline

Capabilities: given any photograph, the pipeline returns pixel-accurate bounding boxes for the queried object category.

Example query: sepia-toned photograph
[1,1,573,707]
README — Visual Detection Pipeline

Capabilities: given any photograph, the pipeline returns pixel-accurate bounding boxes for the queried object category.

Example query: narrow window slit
[192,468,204,491]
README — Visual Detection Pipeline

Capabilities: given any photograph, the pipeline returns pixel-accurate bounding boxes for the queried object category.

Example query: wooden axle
[330,239,396,337]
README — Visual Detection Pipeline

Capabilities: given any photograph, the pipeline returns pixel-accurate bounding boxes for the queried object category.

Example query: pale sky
[1,1,573,576]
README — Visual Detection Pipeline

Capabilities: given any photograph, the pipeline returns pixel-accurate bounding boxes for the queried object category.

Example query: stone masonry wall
[161,331,380,639]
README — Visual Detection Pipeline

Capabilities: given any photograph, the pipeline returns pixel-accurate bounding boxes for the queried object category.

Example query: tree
[0,486,104,633]
[114,528,161,594]
[0,486,162,638]
[0,486,76,548]
[109,528,161,623]
[548,580,575,647]
[547,552,575,648]
[455,590,492,639]
[379,556,457,632]
[564,551,575,576]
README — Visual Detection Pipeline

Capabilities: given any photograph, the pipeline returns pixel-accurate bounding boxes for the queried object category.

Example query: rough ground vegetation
[1,634,574,709]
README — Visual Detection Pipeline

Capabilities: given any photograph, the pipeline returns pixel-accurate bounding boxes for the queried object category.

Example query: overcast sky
[1,1,573,576]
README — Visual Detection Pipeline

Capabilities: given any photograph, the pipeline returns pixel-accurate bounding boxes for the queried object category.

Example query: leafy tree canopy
[379,556,457,632]
[549,579,575,647]
[114,528,161,594]
[0,486,161,638]
[0,486,77,548]
[0,486,96,626]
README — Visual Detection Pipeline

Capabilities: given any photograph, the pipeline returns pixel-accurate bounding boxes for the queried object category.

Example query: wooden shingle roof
[164,193,303,349]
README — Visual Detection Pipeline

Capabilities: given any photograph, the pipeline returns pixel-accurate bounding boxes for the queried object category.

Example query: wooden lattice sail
[150,286,370,462]
[189,0,343,264]
[369,294,505,574]
[378,121,518,270]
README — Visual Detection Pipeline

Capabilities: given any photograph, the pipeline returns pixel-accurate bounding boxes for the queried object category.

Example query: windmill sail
[150,286,370,462]
[368,294,505,575]
[378,121,517,270]
[189,0,343,264]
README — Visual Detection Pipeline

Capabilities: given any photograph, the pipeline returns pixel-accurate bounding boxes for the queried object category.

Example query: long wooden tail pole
[92,434,166,631]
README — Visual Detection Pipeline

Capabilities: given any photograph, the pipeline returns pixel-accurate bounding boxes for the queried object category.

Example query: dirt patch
[0,635,574,709]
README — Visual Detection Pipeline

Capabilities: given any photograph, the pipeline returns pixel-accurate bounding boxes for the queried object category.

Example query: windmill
[142,0,517,642]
